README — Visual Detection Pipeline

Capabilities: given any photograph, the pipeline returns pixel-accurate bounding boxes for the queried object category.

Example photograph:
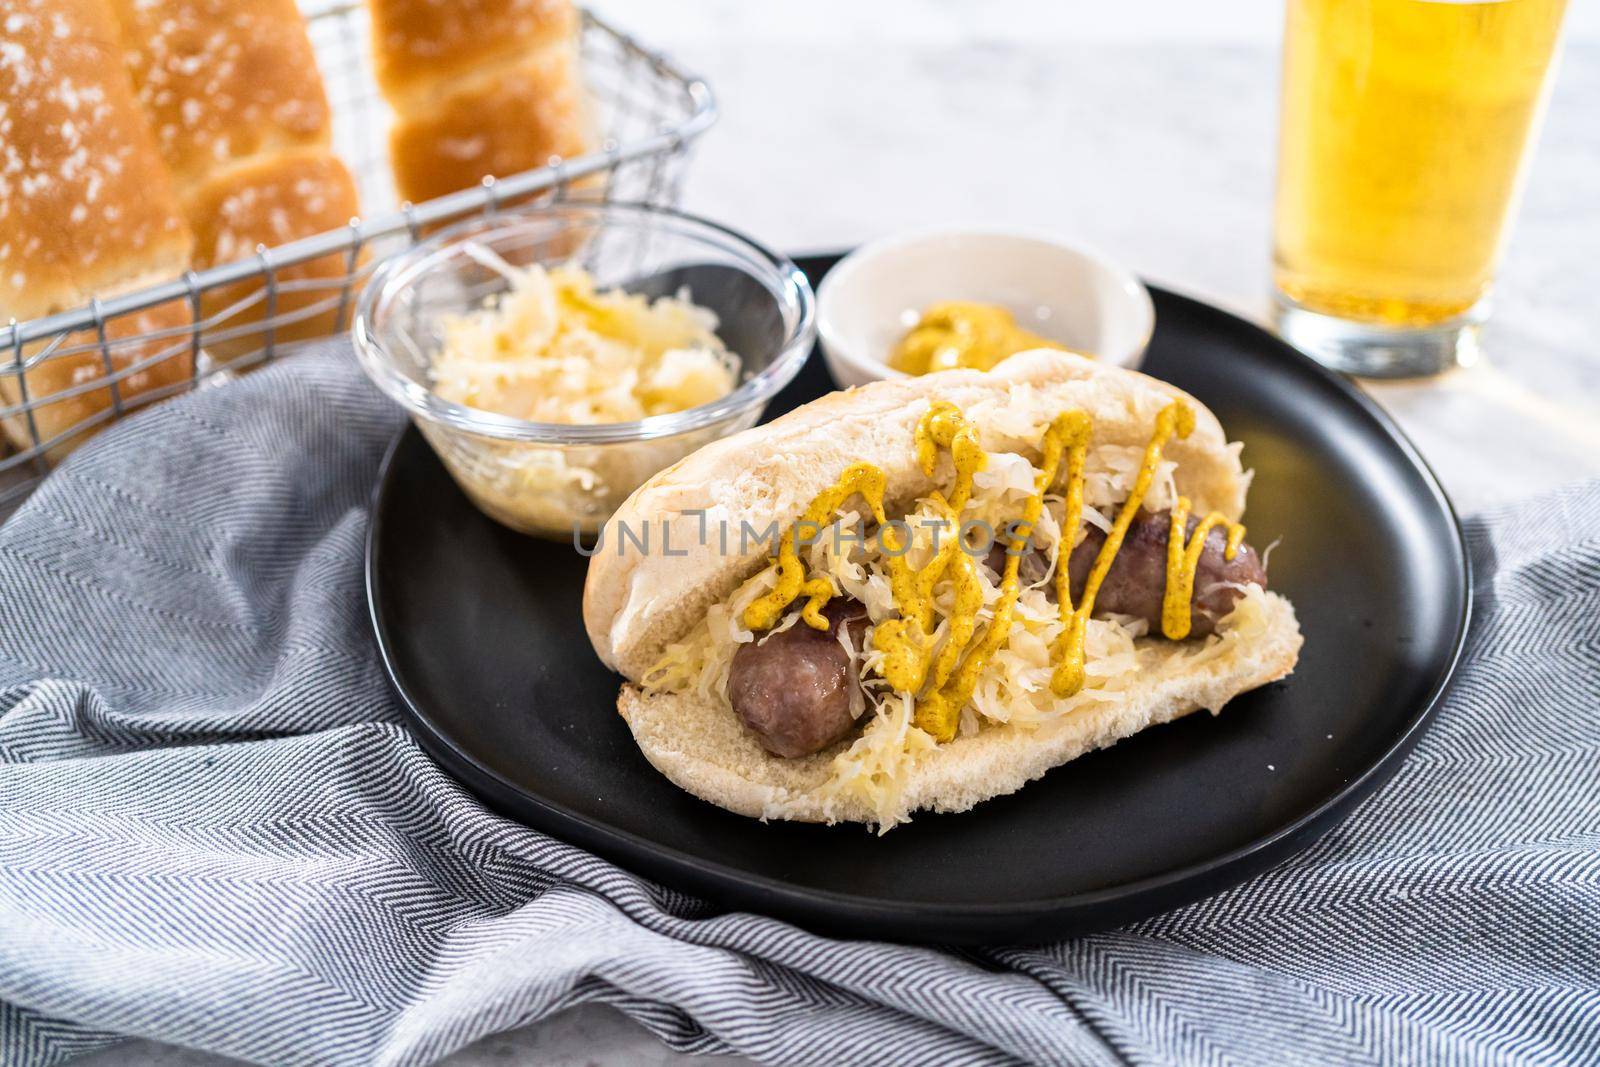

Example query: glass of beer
[1272,0,1568,377]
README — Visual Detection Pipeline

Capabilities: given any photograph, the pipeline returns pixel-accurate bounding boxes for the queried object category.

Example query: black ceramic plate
[366,253,1470,944]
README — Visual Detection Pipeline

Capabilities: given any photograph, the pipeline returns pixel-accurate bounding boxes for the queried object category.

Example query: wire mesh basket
[0,1,715,513]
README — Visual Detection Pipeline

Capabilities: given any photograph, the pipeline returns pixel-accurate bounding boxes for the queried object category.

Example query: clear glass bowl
[353,202,815,538]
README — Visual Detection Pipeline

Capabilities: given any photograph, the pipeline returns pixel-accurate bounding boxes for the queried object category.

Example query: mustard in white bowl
[817,229,1153,389]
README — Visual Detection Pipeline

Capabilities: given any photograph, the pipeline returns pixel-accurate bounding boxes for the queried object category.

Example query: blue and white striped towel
[1,343,1597,1067]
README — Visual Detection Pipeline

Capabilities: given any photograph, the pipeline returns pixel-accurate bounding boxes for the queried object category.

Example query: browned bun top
[368,0,577,107]
[0,0,194,324]
[110,0,334,189]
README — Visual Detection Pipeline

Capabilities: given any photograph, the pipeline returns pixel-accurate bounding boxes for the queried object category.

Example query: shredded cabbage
[431,257,737,424]
[810,693,937,831]
[419,253,743,534]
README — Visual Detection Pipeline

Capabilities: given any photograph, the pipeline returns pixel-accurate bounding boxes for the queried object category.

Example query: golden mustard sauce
[914,409,1092,741]
[740,396,1214,746]
[1160,496,1245,640]
[888,302,1066,376]
[850,404,987,696]
[1048,401,1191,699]
[742,463,888,632]
[916,401,986,510]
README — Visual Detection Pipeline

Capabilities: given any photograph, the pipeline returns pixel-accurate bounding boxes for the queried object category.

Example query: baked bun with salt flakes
[0,0,195,461]
[111,0,360,362]
[371,0,593,205]
[584,350,1301,830]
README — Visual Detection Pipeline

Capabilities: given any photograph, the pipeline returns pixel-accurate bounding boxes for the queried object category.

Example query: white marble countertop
[96,4,1600,1065]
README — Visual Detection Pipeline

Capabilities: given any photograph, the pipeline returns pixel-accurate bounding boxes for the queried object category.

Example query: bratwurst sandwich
[583,350,1302,829]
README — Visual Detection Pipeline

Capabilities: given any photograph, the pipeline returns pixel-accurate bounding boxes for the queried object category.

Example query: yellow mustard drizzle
[872,513,951,693]
[1160,496,1245,640]
[739,396,1210,747]
[916,401,986,511]
[863,403,987,694]
[1049,400,1194,698]
[913,409,1092,741]
[742,463,888,632]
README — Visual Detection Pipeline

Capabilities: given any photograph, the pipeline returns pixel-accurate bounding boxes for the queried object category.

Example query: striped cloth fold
[0,343,1596,1067]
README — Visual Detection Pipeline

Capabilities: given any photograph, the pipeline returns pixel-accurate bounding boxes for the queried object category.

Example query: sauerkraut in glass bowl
[354,203,815,538]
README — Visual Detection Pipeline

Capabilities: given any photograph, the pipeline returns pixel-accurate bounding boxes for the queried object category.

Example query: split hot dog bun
[583,351,1302,827]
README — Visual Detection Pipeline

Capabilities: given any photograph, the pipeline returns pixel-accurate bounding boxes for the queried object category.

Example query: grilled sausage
[728,598,869,758]
[733,511,1267,760]
[985,509,1267,637]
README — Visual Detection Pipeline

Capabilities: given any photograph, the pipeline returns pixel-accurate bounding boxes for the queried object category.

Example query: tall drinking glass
[1272,0,1568,377]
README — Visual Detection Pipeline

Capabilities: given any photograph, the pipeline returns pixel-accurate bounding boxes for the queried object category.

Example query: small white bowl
[816,229,1155,389]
